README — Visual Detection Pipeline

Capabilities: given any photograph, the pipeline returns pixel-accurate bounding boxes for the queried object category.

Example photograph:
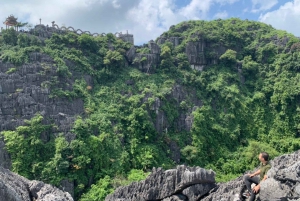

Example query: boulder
[105,165,216,201]
[0,166,73,201]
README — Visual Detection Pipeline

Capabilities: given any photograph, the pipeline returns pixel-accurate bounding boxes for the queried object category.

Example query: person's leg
[243,175,260,193]
[243,174,258,193]
[249,177,260,201]
[250,192,256,201]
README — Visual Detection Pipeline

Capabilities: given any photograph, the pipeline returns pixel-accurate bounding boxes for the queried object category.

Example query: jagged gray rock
[201,177,244,201]
[126,46,137,63]
[183,184,216,200]
[162,194,188,201]
[157,37,182,47]
[105,150,300,201]
[148,40,161,54]
[105,165,216,201]
[0,166,31,201]
[134,53,160,72]
[0,166,73,201]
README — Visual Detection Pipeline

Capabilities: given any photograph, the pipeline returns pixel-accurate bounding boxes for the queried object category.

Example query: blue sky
[0,0,299,44]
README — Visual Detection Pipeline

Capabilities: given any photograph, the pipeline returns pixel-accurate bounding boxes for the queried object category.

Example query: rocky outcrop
[145,84,202,134]
[127,28,233,73]
[157,36,182,47]
[105,165,216,201]
[106,150,300,201]
[142,84,202,163]
[0,166,73,201]
[128,40,161,73]
[134,53,160,73]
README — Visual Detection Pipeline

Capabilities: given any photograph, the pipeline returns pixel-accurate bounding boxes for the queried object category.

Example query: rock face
[0,166,73,201]
[105,165,216,201]
[106,150,300,201]
[0,53,86,195]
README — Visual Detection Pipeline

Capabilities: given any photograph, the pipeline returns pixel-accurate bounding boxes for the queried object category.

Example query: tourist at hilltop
[242,152,272,201]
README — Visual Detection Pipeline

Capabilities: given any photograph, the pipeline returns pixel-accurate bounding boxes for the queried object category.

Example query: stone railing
[51,21,105,37]
[29,22,134,44]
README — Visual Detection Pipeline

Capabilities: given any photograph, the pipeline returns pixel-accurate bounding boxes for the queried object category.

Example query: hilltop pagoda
[3,15,18,29]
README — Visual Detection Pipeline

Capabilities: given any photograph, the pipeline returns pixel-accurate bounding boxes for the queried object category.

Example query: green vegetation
[1,18,300,200]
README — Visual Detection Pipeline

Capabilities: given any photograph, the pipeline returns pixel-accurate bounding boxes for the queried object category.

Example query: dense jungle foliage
[1,18,300,200]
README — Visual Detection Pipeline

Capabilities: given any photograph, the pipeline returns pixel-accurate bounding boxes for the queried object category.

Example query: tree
[1,114,53,180]
[17,33,31,47]
[176,53,190,70]
[2,28,18,45]
[219,49,237,65]
[160,45,175,70]
[16,22,28,31]
[103,50,124,70]
[78,34,97,52]
[79,176,114,201]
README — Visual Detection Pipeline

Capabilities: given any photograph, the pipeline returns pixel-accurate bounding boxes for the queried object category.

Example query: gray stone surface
[0,166,31,201]
[126,46,136,63]
[162,194,188,201]
[135,53,160,73]
[183,183,216,200]
[157,37,182,47]
[0,166,73,201]
[29,180,73,201]
[201,177,244,201]
[148,40,161,54]
[105,165,216,201]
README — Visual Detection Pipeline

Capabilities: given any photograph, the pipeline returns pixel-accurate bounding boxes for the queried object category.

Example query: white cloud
[129,0,226,44]
[0,0,236,45]
[213,11,229,19]
[179,0,213,19]
[251,0,278,13]
[216,0,240,5]
[259,0,300,37]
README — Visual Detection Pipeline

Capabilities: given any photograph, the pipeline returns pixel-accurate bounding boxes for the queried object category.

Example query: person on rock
[242,152,271,201]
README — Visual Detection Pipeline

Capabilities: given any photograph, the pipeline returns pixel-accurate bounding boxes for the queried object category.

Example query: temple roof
[4,15,18,26]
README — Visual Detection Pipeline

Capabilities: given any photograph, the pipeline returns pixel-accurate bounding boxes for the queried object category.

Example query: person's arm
[253,168,270,193]
[253,174,267,193]
[249,169,260,177]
